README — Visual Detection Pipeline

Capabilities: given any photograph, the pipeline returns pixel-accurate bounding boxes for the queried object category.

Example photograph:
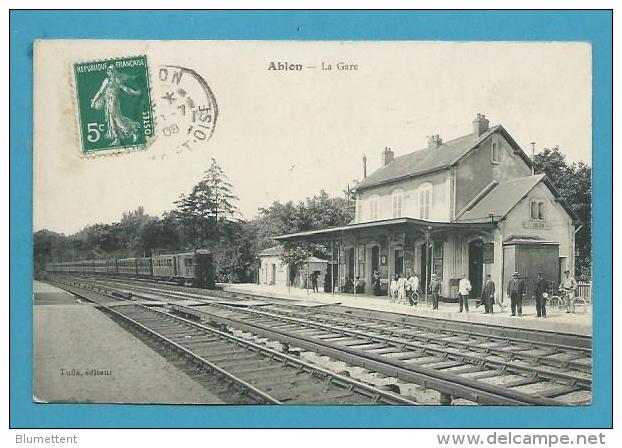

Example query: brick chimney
[381,147,394,166]
[473,113,489,137]
[427,134,443,149]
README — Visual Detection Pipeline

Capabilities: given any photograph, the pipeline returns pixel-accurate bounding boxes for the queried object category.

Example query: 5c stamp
[73,55,154,155]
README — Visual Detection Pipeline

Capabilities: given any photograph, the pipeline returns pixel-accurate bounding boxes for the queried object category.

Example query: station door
[503,243,559,301]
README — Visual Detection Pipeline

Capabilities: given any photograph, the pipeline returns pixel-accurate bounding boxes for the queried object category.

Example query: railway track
[71,273,593,349]
[62,275,593,377]
[50,276,591,405]
[53,281,417,405]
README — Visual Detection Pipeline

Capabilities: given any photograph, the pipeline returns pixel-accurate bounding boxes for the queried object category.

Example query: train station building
[274,114,580,301]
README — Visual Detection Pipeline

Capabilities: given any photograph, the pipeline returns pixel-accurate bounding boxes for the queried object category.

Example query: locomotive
[46,249,215,288]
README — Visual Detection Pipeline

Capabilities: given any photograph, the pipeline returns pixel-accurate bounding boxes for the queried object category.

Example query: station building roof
[273,217,494,243]
[258,246,284,257]
[355,125,533,191]
[456,174,579,224]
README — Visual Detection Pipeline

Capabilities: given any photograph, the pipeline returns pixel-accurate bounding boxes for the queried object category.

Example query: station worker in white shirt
[458,274,472,313]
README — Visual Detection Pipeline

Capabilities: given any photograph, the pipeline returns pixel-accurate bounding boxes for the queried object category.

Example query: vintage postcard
[33,40,592,407]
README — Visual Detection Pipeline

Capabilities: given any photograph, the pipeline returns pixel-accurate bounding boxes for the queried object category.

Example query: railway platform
[221,283,592,336]
[33,280,224,404]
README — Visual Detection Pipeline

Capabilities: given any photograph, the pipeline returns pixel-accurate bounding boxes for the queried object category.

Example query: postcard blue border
[9,10,612,428]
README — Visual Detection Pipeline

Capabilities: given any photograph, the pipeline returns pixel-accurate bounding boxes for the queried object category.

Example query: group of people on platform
[383,269,579,318]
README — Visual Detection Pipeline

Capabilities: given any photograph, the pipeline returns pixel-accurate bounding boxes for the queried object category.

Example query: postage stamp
[73,55,154,155]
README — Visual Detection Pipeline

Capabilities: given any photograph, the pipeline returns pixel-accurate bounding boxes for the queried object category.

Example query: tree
[533,146,592,279]
[33,230,72,274]
[174,158,239,247]
[139,212,183,256]
[253,189,354,270]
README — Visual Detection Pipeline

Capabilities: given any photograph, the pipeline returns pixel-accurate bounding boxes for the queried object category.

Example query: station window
[530,200,546,220]
[433,240,444,276]
[491,142,499,164]
[356,197,362,222]
[418,183,432,220]
[391,189,404,218]
[357,244,366,279]
[369,194,380,221]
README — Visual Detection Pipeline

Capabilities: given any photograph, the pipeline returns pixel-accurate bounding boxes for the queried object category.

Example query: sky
[33,41,591,235]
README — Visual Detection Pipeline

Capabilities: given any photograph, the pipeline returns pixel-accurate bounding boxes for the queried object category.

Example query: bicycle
[547,290,588,314]
[546,291,566,312]
[573,294,589,314]
[409,289,420,306]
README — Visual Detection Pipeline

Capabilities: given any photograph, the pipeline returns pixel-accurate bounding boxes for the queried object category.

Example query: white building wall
[355,169,451,223]
[501,182,574,264]
[259,255,288,286]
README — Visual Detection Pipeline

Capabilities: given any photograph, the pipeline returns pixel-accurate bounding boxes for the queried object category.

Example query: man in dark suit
[481,274,496,314]
[534,272,549,318]
[506,271,526,317]
[429,274,441,309]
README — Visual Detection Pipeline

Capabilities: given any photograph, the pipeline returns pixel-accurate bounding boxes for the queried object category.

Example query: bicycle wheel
[574,298,588,314]
[410,291,419,305]
[548,296,563,312]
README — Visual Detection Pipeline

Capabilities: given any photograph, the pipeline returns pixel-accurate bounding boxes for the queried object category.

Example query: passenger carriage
[136,257,153,277]
[173,250,214,288]
[45,249,214,289]
[152,254,176,280]
[117,258,138,276]
[93,259,108,274]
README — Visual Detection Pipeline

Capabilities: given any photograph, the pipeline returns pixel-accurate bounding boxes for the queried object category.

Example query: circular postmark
[155,65,218,154]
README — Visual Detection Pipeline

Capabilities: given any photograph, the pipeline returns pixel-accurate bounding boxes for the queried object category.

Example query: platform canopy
[273,217,495,243]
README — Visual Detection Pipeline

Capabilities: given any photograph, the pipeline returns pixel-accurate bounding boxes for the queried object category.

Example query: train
[45,249,215,288]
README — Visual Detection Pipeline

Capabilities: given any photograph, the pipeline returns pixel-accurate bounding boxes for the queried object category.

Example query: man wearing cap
[429,273,441,309]
[560,269,578,313]
[534,272,549,318]
[481,274,496,314]
[506,271,526,317]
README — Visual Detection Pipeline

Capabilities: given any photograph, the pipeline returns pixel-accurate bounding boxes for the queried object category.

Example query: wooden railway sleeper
[201,304,592,388]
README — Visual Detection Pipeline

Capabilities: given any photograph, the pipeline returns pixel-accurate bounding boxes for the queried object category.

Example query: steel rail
[64,273,592,351]
[179,303,591,389]
[68,277,590,379]
[312,306,592,353]
[54,277,591,396]
[56,282,418,406]
[242,304,592,375]
[69,289,282,405]
[170,304,561,406]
